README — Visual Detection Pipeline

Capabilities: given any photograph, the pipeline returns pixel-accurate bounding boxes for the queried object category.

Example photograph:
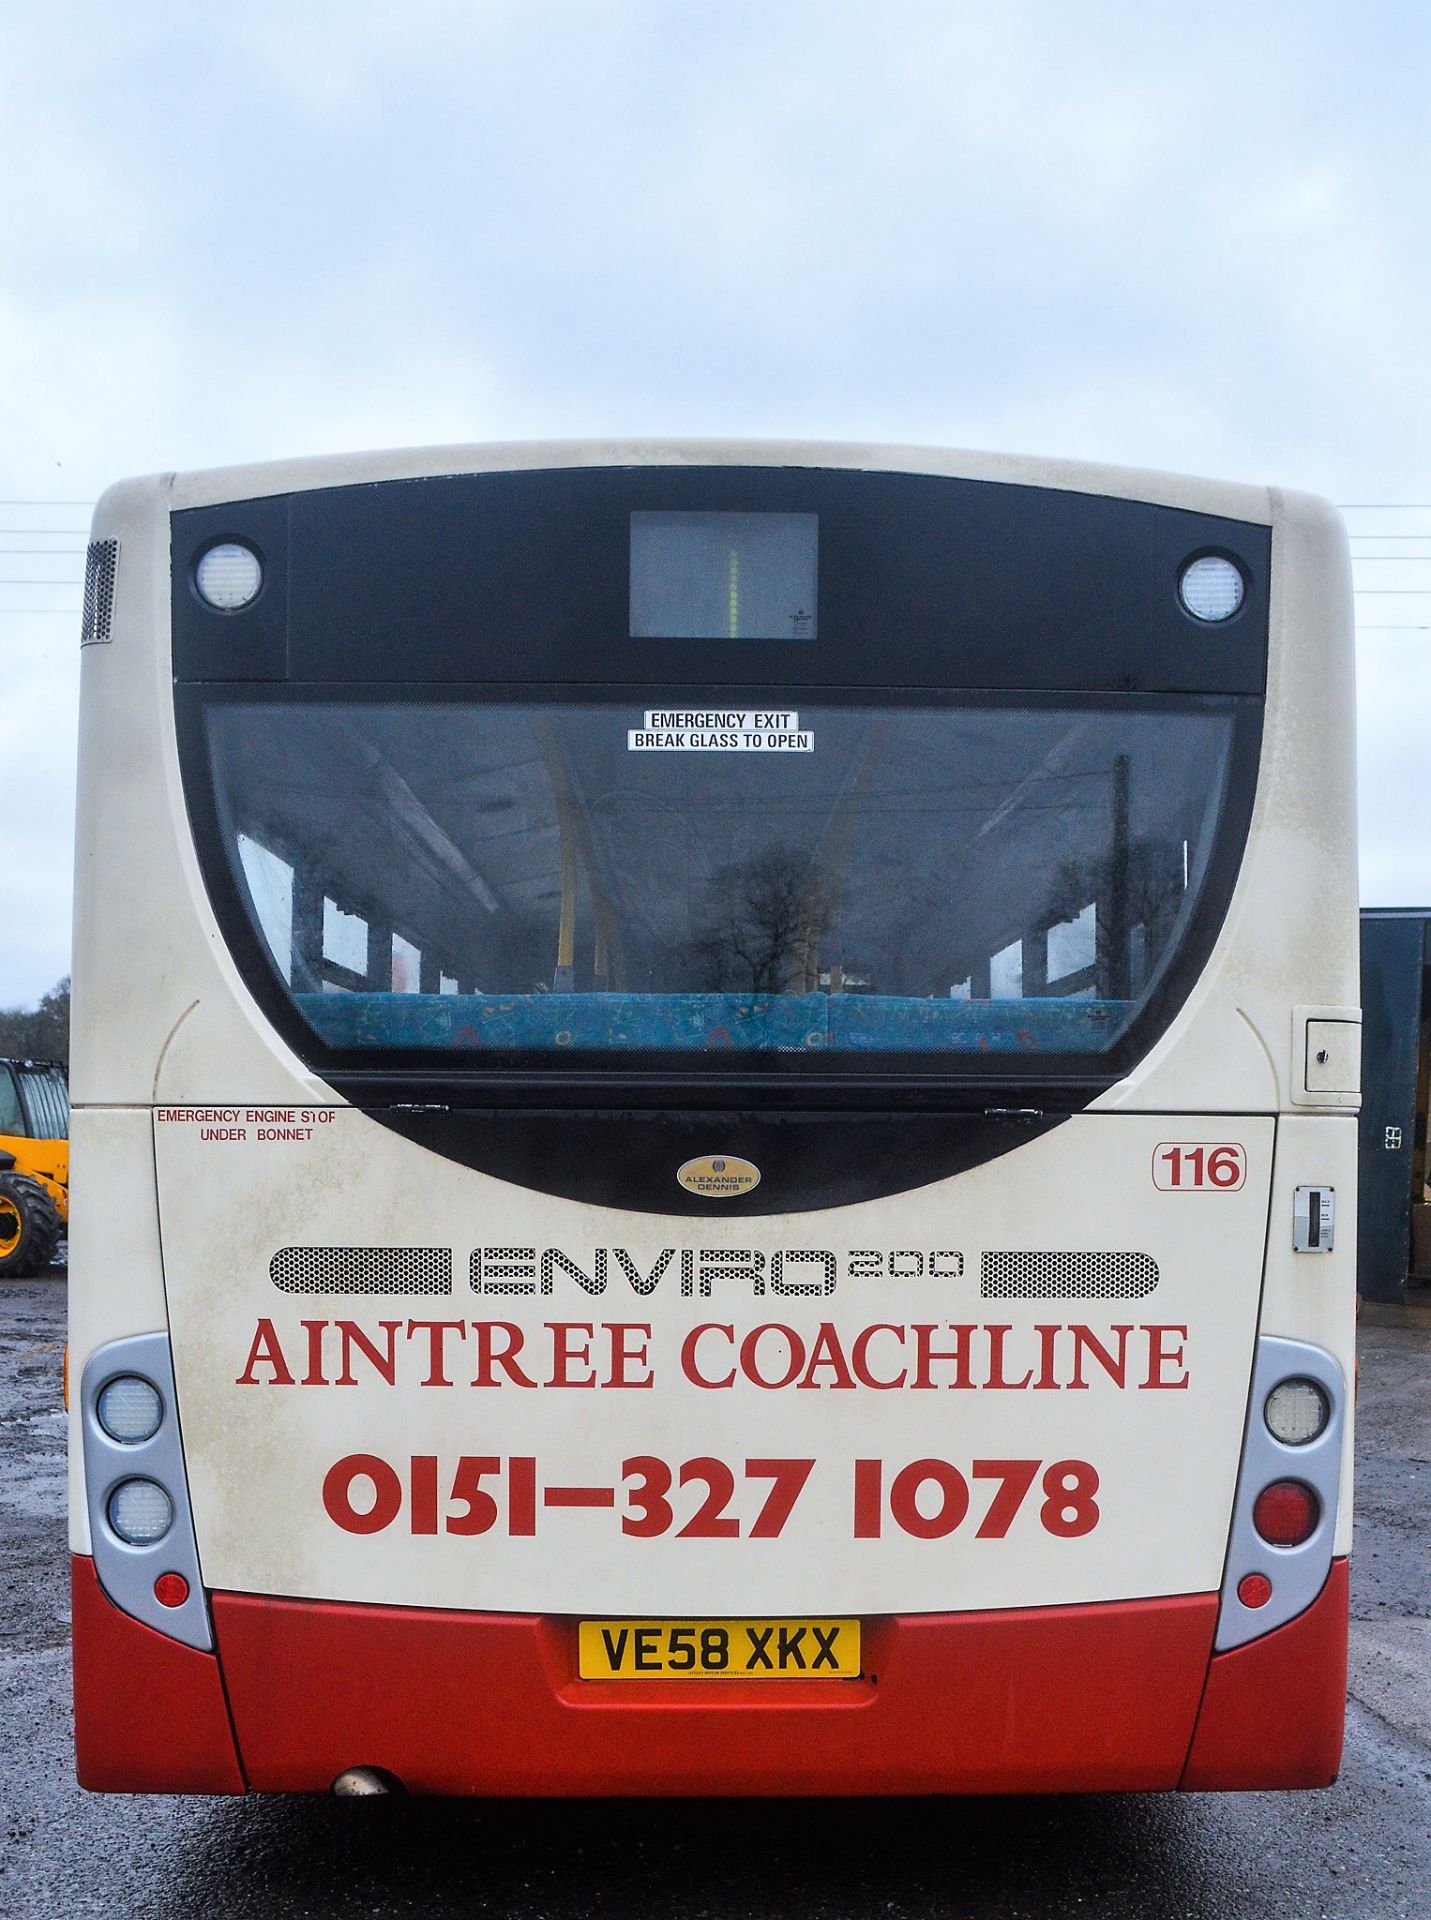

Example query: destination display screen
[629,511,818,641]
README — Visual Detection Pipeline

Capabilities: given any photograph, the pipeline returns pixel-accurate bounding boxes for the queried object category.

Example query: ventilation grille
[981,1250,1159,1300]
[80,540,118,645]
[270,1247,452,1296]
[471,1248,538,1295]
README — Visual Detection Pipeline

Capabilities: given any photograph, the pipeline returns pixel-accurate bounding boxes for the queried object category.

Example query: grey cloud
[4,0,1431,994]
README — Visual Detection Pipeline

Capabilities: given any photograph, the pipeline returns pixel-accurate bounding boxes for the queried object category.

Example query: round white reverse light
[1179,554,1245,622]
[107,1477,174,1545]
[1264,1377,1330,1446]
[195,541,263,611]
[97,1374,163,1444]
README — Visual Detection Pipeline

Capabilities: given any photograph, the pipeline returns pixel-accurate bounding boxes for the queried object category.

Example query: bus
[69,443,1358,1796]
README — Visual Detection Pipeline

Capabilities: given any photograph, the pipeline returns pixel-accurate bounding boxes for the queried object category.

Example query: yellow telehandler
[0,1058,68,1276]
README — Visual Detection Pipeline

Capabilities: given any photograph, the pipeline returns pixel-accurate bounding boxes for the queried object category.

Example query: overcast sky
[4,0,1431,1005]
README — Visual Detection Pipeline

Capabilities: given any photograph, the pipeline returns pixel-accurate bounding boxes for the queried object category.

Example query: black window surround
[168,465,1268,1212]
[172,465,1269,696]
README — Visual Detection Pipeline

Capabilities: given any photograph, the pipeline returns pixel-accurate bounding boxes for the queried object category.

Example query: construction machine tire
[0,1173,63,1278]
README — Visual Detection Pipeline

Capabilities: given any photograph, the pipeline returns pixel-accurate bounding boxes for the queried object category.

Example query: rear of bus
[68,445,1357,1796]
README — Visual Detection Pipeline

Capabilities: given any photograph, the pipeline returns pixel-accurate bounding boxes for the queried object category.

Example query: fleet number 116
[1153,1143,1246,1191]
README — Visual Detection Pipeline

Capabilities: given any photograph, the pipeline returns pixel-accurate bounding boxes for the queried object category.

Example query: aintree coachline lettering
[236,1317,1190,1392]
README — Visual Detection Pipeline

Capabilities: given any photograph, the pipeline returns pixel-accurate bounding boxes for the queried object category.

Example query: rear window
[203,693,1241,1070]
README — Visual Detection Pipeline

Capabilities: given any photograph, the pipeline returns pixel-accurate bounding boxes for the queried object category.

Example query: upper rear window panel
[171,466,1270,695]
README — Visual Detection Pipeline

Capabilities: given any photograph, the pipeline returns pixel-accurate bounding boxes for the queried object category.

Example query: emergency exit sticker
[627,710,814,751]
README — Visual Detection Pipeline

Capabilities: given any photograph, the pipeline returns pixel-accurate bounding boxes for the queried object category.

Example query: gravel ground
[1,1264,1427,1920]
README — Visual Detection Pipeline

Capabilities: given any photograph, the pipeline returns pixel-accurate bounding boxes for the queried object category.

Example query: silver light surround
[96,1374,164,1444]
[1217,1335,1344,1651]
[82,1332,211,1649]
[195,541,263,611]
[107,1477,175,1546]
[1179,554,1245,622]
[1264,1376,1331,1446]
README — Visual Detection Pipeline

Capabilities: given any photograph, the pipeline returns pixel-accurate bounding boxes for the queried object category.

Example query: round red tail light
[1252,1479,1320,1547]
[154,1572,190,1609]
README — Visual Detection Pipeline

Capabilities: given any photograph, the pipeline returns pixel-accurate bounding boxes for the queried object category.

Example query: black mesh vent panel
[270,1246,452,1296]
[980,1250,1159,1300]
[80,539,118,645]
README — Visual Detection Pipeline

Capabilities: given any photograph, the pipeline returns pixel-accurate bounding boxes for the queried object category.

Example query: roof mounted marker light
[195,541,263,611]
[1179,553,1245,622]
[107,1477,175,1546]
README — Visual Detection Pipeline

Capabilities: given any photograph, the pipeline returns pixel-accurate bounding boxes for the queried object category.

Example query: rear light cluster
[98,1372,175,1558]
[1217,1338,1344,1653]
[1248,1375,1329,1552]
[81,1334,211,1648]
[1246,1377,1329,1555]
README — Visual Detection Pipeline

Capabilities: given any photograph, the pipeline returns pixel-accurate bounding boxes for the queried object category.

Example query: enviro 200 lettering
[469,1243,965,1296]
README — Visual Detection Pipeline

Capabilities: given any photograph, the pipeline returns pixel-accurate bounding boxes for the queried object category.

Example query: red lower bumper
[71,1555,1347,1795]
[71,1556,243,1793]
[1181,1557,1348,1790]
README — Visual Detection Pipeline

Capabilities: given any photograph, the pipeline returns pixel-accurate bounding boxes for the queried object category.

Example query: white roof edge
[166,439,1275,523]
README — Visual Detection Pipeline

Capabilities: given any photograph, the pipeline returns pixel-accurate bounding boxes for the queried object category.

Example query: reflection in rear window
[206,698,1236,1063]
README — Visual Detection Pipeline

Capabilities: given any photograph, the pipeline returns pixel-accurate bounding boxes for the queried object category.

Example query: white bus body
[69,444,1357,1795]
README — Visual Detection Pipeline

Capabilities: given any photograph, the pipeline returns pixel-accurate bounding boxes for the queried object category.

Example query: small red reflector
[1252,1480,1319,1547]
[1237,1572,1273,1608]
[154,1572,190,1609]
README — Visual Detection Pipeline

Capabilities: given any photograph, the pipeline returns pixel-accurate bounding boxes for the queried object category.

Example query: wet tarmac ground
[2,1267,1427,1919]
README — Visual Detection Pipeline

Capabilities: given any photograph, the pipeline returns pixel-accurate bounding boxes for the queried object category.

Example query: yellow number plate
[578,1617,860,1680]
